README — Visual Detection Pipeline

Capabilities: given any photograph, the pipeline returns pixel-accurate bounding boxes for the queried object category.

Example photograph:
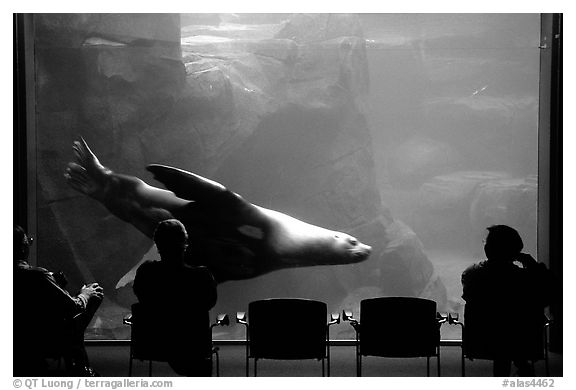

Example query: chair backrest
[359,297,439,357]
[130,303,213,362]
[13,269,72,361]
[248,298,328,360]
[130,303,171,361]
[463,301,545,361]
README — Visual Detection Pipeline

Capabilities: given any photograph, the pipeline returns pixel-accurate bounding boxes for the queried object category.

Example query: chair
[13,320,74,376]
[123,303,229,376]
[343,297,445,376]
[14,271,79,376]
[448,310,551,376]
[236,298,340,376]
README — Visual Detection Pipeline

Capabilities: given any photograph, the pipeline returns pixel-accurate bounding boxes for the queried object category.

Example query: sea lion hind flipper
[146,164,230,203]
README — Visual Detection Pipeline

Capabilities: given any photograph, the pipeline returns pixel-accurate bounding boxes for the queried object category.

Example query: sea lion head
[331,231,372,264]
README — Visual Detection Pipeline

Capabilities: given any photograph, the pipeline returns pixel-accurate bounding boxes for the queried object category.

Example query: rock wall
[32,14,446,338]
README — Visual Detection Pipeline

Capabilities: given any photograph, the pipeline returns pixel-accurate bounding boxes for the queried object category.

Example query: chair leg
[254,358,257,377]
[427,356,430,377]
[63,355,73,374]
[148,360,152,377]
[326,336,330,377]
[357,354,362,377]
[544,321,549,376]
[245,344,249,377]
[545,332,550,376]
[128,356,133,377]
[215,350,220,377]
[437,348,441,377]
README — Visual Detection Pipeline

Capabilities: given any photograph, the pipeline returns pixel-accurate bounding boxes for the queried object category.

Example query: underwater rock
[418,171,512,212]
[421,95,539,174]
[276,13,364,43]
[34,14,184,293]
[34,14,446,330]
[470,175,538,254]
[388,136,460,187]
[414,171,536,253]
[333,217,448,312]
[380,220,441,300]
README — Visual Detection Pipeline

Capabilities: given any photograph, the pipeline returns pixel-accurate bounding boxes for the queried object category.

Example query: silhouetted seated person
[461,225,552,376]
[133,219,217,376]
[13,225,104,376]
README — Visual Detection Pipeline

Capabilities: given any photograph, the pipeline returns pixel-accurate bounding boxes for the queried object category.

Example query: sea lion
[65,138,372,282]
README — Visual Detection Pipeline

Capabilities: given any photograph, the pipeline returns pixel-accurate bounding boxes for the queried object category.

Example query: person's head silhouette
[483,224,523,262]
[14,225,31,263]
[153,219,188,264]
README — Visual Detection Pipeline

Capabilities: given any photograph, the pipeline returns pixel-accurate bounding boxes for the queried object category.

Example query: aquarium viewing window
[14,13,561,343]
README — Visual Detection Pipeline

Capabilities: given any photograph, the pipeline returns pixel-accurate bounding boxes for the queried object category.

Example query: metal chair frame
[448,313,550,377]
[343,297,447,377]
[123,309,229,376]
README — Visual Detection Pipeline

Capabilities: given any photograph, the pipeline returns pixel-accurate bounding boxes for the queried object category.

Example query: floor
[84,344,562,377]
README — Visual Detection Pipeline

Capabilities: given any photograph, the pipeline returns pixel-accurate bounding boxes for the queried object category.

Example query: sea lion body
[65,139,371,283]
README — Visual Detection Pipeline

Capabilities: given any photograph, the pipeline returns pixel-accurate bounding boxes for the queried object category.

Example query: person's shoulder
[183,264,215,278]
[135,259,162,275]
[16,262,51,277]
[139,259,161,268]
[183,264,210,273]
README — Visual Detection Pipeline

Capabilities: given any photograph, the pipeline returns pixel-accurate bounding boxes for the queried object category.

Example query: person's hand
[81,283,104,300]
[516,253,537,268]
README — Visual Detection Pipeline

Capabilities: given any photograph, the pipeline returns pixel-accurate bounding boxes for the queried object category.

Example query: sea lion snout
[352,243,372,262]
[331,232,372,264]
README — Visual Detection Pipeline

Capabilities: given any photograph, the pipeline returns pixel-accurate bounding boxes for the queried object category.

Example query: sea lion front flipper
[147,164,265,228]
[147,164,230,203]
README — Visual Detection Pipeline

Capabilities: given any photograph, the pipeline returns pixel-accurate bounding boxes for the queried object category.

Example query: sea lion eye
[334,234,340,239]
[349,238,358,246]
